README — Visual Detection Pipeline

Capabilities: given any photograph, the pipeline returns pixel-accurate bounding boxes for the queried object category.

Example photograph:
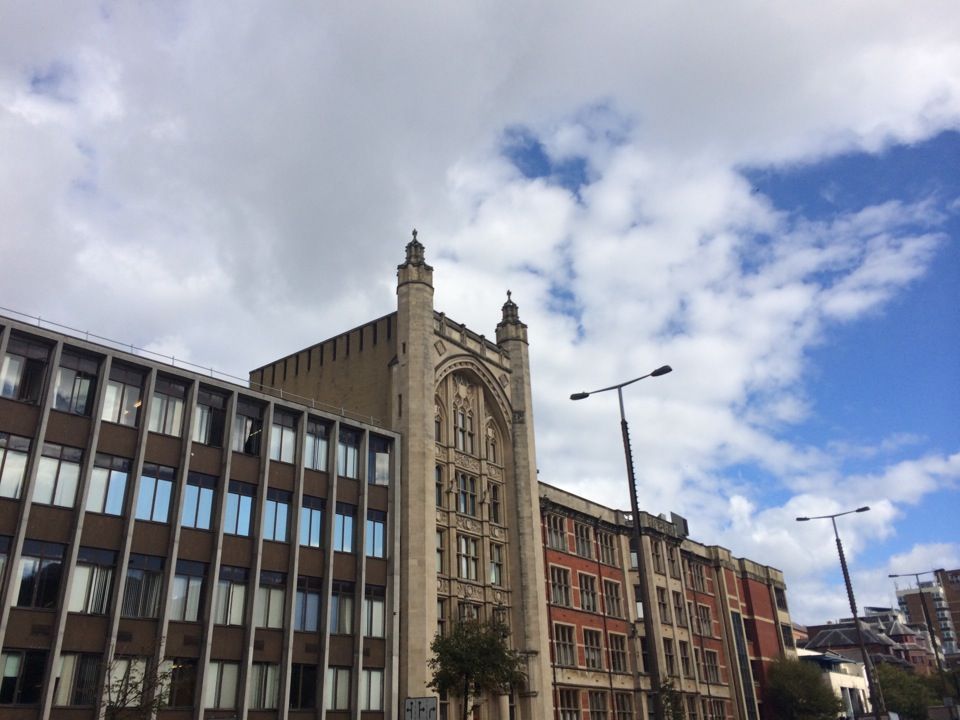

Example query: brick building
[540,483,794,720]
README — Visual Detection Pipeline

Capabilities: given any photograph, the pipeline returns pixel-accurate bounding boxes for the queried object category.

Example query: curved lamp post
[571,365,672,720]
[796,507,885,718]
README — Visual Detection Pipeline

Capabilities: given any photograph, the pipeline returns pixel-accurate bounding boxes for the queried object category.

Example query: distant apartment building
[540,483,794,720]
[896,571,960,668]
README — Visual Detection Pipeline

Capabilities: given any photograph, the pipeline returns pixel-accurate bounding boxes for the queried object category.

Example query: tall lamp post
[888,569,955,717]
[796,507,886,719]
[571,365,672,720]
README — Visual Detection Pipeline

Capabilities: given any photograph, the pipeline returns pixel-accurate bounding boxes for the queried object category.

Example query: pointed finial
[412,228,418,241]
[507,289,512,301]
[400,227,431,270]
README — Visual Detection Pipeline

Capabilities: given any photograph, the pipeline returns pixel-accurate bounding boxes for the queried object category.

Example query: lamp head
[795,517,809,522]
[651,365,673,377]
[855,506,870,513]
[570,392,590,401]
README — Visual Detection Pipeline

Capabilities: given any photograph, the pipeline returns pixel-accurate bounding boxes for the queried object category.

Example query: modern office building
[539,483,795,720]
[0,313,400,720]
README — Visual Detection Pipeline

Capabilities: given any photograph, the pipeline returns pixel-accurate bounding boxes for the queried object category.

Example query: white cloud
[1,0,958,626]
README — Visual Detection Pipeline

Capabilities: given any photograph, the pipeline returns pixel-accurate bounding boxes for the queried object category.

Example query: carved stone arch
[435,354,511,431]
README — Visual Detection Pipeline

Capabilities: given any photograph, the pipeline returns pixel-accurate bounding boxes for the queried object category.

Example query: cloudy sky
[2,2,958,624]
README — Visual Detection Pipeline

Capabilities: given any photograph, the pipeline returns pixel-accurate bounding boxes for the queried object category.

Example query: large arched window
[454,405,475,455]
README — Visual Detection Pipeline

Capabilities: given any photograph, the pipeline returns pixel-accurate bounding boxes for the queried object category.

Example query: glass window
[255,571,285,629]
[337,427,360,478]
[54,653,100,706]
[68,547,115,615]
[363,585,385,638]
[0,650,48,704]
[558,689,579,720]
[365,509,386,558]
[0,335,50,405]
[0,433,30,499]
[667,545,681,578]
[575,523,593,558]
[223,481,255,536]
[330,581,354,634]
[680,640,692,677]
[673,591,687,626]
[232,398,263,454]
[300,495,324,548]
[263,488,290,542]
[248,663,279,710]
[554,625,576,666]
[33,442,82,508]
[550,567,571,606]
[651,541,665,574]
[87,453,130,516]
[588,691,608,720]
[584,629,603,669]
[148,377,186,436]
[614,693,633,720]
[704,650,720,683]
[135,463,174,523]
[294,576,322,632]
[457,535,479,581]
[436,530,445,574]
[454,408,474,454]
[604,580,623,617]
[489,543,504,586]
[103,655,149,709]
[435,465,444,508]
[100,364,144,427]
[609,634,628,672]
[579,574,597,612]
[214,566,247,626]
[192,388,226,447]
[546,514,566,550]
[181,472,216,530]
[368,434,391,485]
[324,667,350,711]
[457,473,477,516]
[165,658,197,707]
[333,502,354,553]
[16,539,65,608]
[657,587,671,623]
[664,638,676,676]
[360,668,383,711]
[203,661,239,709]
[304,420,329,471]
[54,350,98,415]
[289,664,317,709]
[598,531,617,565]
[121,554,164,618]
[269,411,296,463]
[488,482,502,524]
[170,560,205,622]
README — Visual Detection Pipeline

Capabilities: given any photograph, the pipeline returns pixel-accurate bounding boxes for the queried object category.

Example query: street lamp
[888,569,956,717]
[571,364,672,720]
[796,507,885,719]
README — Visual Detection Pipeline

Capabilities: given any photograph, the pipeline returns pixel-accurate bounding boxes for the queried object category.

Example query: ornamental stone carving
[487,465,501,479]
[490,525,505,540]
[454,452,480,472]
[434,340,447,355]
[438,578,450,594]
[457,516,481,533]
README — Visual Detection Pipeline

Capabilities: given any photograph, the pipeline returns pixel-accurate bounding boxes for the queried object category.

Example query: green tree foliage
[876,663,934,720]
[660,677,686,720]
[428,620,526,720]
[764,658,842,720]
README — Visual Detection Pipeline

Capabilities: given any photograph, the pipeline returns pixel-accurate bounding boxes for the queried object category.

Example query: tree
[659,677,686,720]
[102,656,172,720]
[428,620,527,720]
[764,658,842,720]
[875,663,934,720]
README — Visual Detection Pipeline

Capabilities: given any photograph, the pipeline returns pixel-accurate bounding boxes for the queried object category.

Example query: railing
[0,306,386,427]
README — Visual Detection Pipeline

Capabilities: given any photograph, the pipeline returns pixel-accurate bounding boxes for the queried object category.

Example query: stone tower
[252,235,554,718]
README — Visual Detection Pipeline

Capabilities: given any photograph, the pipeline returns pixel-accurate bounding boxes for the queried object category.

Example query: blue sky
[1,1,958,623]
